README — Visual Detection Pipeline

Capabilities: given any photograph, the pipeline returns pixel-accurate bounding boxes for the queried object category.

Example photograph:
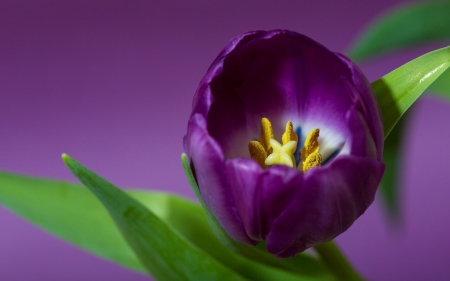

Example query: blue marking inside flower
[294,126,302,164]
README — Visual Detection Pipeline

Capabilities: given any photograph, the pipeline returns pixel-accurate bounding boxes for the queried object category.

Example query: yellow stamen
[281,121,298,166]
[302,152,322,172]
[282,121,298,144]
[248,141,268,168]
[259,118,274,154]
[265,139,297,167]
[300,128,322,172]
[301,128,320,161]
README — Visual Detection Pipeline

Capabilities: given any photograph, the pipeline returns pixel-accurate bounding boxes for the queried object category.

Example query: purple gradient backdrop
[1,1,449,280]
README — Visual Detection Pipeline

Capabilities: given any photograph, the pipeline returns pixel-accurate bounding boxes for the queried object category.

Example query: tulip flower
[184,30,385,258]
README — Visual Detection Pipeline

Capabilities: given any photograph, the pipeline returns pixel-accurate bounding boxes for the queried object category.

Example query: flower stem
[314,241,364,281]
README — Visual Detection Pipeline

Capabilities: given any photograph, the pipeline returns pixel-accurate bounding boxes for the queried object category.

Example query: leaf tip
[61,154,74,168]
[61,153,69,161]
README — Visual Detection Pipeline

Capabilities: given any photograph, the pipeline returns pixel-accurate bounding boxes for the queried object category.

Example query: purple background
[1,1,449,280]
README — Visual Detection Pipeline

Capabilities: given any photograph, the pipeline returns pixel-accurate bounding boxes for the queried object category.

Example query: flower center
[265,139,297,167]
[248,118,322,172]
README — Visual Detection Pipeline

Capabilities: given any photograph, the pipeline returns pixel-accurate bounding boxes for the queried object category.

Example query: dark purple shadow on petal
[191,31,266,116]
[191,31,275,119]
[266,156,384,258]
[183,114,255,245]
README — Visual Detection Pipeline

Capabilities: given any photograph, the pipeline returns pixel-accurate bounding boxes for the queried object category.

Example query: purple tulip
[184,30,385,258]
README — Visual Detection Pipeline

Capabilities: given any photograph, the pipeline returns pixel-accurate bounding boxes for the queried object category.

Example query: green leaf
[181,154,334,279]
[372,45,450,138]
[348,1,450,62]
[61,154,248,281]
[0,170,143,271]
[370,46,450,218]
[0,172,250,280]
[348,2,450,218]
[314,242,363,281]
[0,169,335,281]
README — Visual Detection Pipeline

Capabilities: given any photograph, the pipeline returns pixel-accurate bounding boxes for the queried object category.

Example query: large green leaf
[372,46,450,138]
[348,1,450,62]
[0,169,334,281]
[0,170,142,270]
[0,172,242,280]
[370,46,450,220]
[61,154,247,281]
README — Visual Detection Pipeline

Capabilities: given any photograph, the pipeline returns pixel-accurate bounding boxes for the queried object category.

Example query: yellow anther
[265,139,297,167]
[282,121,298,166]
[300,128,322,173]
[302,152,322,172]
[301,128,320,162]
[248,141,268,169]
[259,118,274,154]
[282,121,298,145]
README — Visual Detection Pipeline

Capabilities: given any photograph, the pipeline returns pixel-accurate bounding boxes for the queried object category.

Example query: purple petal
[226,158,262,240]
[335,53,384,161]
[184,114,255,245]
[345,107,378,159]
[227,161,304,242]
[266,156,385,258]
[255,166,304,240]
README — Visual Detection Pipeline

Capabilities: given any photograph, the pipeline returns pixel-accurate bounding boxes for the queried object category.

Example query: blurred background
[1,1,449,280]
